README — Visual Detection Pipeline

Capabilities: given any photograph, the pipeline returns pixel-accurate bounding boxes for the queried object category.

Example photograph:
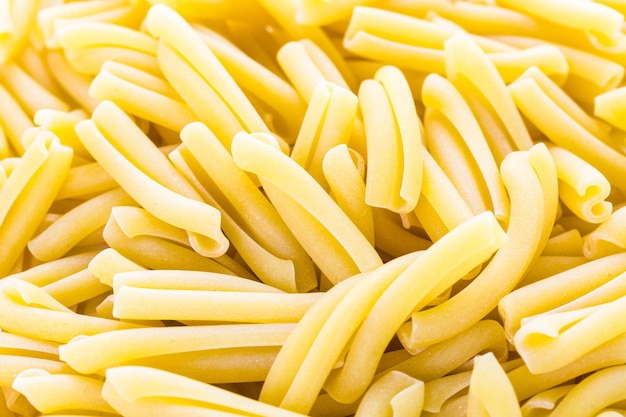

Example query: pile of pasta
[3,0,626,415]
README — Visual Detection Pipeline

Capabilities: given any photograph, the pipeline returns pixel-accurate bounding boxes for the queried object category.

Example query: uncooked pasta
[1,0,626,416]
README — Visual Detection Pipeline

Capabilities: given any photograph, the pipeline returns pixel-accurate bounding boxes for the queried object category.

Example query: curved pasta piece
[89,61,196,132]
[0,82,32,155]
[372,209,431,257]
[12,370,115,415]
[542,229,584,257]
[56,161,117,200]
[547,145,612,224]
[75,104,228,257]
[584,206,626,259]
[520,385,575,417]
[145,4,268,143]
[319,212,506,407]
[113,286,322,323]
[292,82,357,188]
[550,366,626,417]
[193,25,306,140]
[355,371,424,417]
[399,143,557,349]
[277,39,351,103]
[423,371,473,414]
[231,131,382,284]
[0,355,75,387]
[0,332,60,360]
[360,66,422,214]
[88,248,145,287]
[422,72,508,221]
[467,353,521,417]
[0,279,138,343]
[595,86,626,131]
[8,252,97,289]
[102,366,308,417]
[390,320,509,380]
[323,144,374,244]
[500,253,626,341]
[444,33,532,160]
[55,21,159,75]
[22,109,90,160]
[178,122,316,292]
[28,188,136,262]
[0,0,38,63]
[102,206,240,277]
[515,296,626,373]
[496,0,623,49]
[60,323,294,375]
[42,268,111,308]
[45,51,100,113]
[0,133,72,277]
[509,77,626,192]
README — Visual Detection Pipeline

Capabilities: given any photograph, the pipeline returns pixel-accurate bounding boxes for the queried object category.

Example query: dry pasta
[4,0,626,415]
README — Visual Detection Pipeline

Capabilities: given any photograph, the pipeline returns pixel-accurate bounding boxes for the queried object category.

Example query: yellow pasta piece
[56,160,117,201]
[12,370,116,415]
[75,101,228,257]
[0,0,39,63]
[45,51,100,113]
[0,355,75,388]
[497,0,624,49]
[178,122,317,292]
[515,296,626,373]
[422,72,508,221]
[87,248,145,287]
[231,131,382,284]
[520,385,575,417]
[509,77,626,192]
[584,206,626,259]
[0,82,32,155]
[102,365,308,417]
[444,33,533,160]
[42,269,111,308]
[291,82,357,188]
[0,279,138,343]
[7,251,97,287]
[193,25,306,140]
[89,61,196,132]
[360,66,422,214]
[145,4,269,144]
[501,253,626,340]
[147,0,275,24]
[23,109,91,160]
[541,229,584,257]
[0,133,72,277]
[467,353,521,417]
[595,86,626,131]
[28,188,136,262]
[113,286,322,323]
[355,371,424,417]
[59,323,295,375]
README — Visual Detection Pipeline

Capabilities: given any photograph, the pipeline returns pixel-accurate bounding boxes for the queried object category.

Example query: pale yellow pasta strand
[467,353,521,417]
[541,229,584,257]
[0,279,138,344]
[0,134,72,277]
[584,206,626,259]
[291,82,357,188]
[499,253,626,341]
[277,40,351,103]
[422,72,508,222]
[75,106,228,257]
[113,286,323,323]
[0,63,69,117]
[444,33,533,156]
[322,144,374,244]
[145,4,269,140]
[260,253,420,412]
[59,323,295,375]
[509,77,626,192]
[56,160,117,201]
[231,131,382,284]
[12,370,116,415]
[413,146,474,241]
[548,271,626,316]
[423,371,473,414]
[318,212,506,407]
[0,355,75,388]
[45,51,100,113]
[595,86,626,131]
[0,0,38,63]
[28,188,136,262]
[520,385,575,417]
[89,61,197,132]
[360,65,422,214]
[398,143,557,349]
[42,269,111,308]
[0,332,60,360]
[193,25,307,140]
[297,0,375,26]
[0,82,32,155]
[88,248,145,287]
[102,366,308,417]
[23,109,91,160]
[514,296,626,373]
[547,144,612,224]
[147,0,275,23]
[354,371,424,417]
[7,251,97,287]
[497,0,623,48]
[179,122,317,292]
